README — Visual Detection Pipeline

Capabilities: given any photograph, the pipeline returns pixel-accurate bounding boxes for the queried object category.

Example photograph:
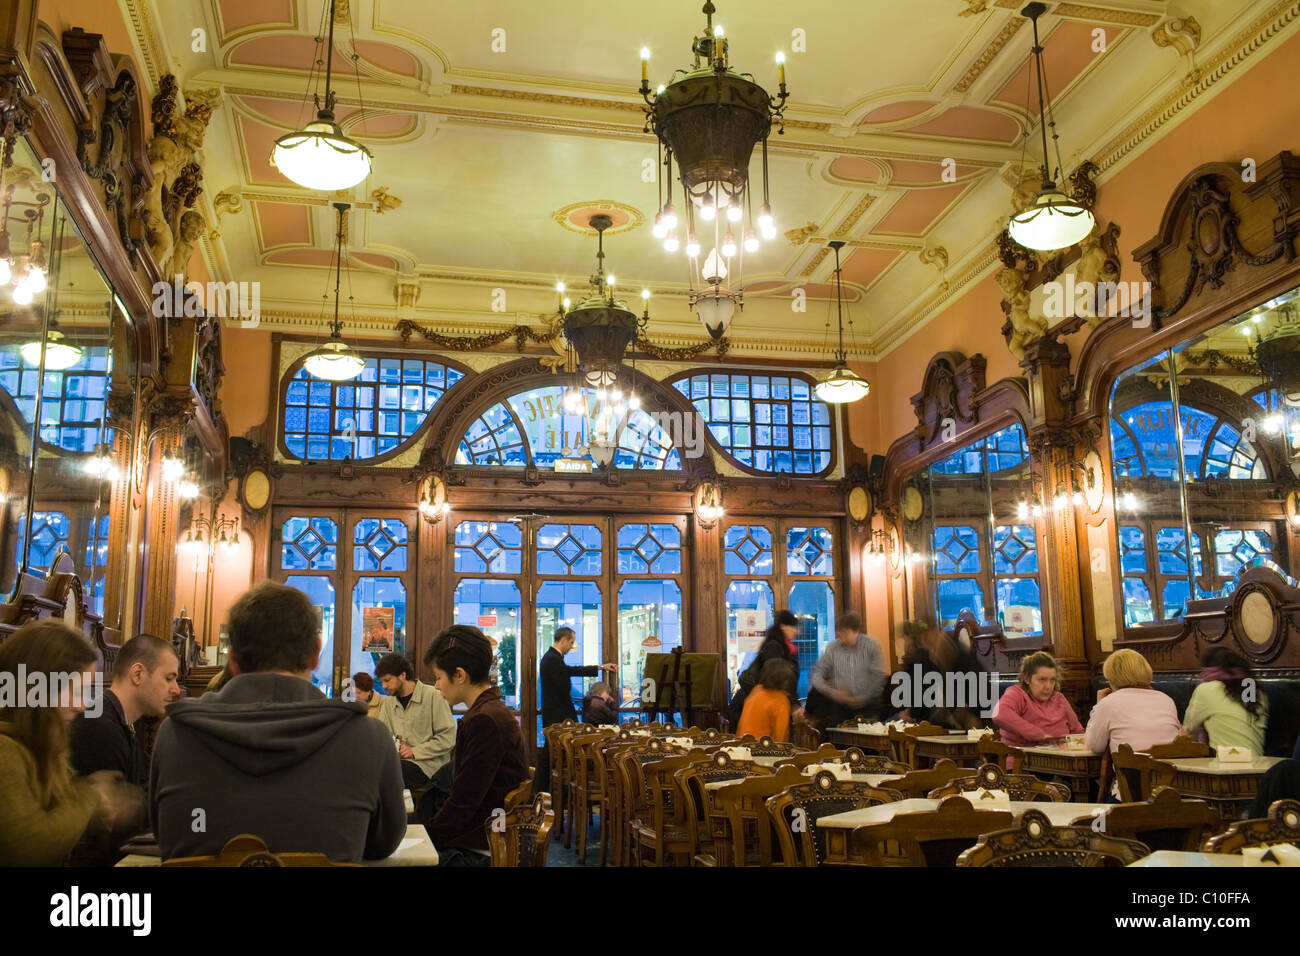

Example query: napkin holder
[804,762,852,780]
[1215,745,1253,763]
[858,722,887,734]
[972,788,1011,807]
[967,727,994,740]
[721,746,752,761]
[1243,844,1300,867]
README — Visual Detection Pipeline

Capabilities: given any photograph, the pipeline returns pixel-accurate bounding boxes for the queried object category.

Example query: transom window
[0,346,110,453]
[281,516,338,570]
[724,525,773,575]
[454,520,524,574]
[786,527,834,575]
[616,523,682,574]
[537,523,602,575]
[283,356,464,461]
[353,518,408,572]
[671,372,833,475]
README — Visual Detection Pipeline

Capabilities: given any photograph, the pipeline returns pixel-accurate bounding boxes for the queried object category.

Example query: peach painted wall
[172,327,274,644]
[37,0,137,63]
[869,26,1300,460]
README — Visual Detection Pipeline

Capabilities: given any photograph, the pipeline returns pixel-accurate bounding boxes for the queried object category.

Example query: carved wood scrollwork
[1135,153,1300,326]
[910,352,986,450]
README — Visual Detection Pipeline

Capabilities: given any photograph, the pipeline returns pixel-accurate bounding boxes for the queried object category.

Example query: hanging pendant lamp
[271,0,373,191]
[1006,2,1095,252]
[814,241,869,404]
[303,203,365,381]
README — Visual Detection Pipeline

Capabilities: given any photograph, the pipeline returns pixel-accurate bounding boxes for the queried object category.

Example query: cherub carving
[165,210,205,281]
[142,76,217,271]
[996,267,1045,360]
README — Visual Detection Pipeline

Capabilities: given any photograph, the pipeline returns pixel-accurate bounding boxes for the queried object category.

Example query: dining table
[1127,850,1244,867]
[1019,744,1104,801]
[823,725,893,753]
[1158,755,1283,818]
[912,734,981,768]
[815,798,1110,865]
[114,824,440,867]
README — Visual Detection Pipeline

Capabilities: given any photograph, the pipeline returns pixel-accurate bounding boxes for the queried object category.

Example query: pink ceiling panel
[352,39,421,78]
[829,157,885,184]
[902,106,1020,144]
[354,252,398,270]
[237,115,282,184]
[746,280,861,302]
[871,184,967,236]
[860,101,934,125]
[990,21,1123,113]
[255,201,311,249]
[230,35,359,74]
[888,159,982,185]
[840,249,903,289]
[266,249,396,271]
[218,0,294,35]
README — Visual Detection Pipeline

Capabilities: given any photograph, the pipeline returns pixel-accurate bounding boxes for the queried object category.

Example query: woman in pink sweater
[992,651,1082,747]
[1084,649,1181,756]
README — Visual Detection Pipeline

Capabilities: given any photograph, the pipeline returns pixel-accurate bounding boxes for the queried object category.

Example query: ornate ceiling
[117,0,1296,357]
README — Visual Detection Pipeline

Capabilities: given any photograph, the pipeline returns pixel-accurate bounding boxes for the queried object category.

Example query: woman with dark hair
[0,620,134,865]
[991,650,1082,747]
[421,624,528,867]
[727,609,800,730]
[1184,647,1269,752]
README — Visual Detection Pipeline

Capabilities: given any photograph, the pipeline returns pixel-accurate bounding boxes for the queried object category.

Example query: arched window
[453,385,681,470]
[669,371,833,475]
[1111,400,1264,480]
[282,356,465,461]
[0,346,110,453]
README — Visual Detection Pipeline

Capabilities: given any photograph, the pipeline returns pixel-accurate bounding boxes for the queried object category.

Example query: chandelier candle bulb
[641,48,649,81]
[776,51,786,86]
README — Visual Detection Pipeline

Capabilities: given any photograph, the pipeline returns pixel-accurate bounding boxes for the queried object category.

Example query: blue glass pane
[937,579,985,628]
[1122,578,1155,626]
[932,525,981,575]
[284,357,460,461]
[0,346,110,453]
[1119,525,1146,574]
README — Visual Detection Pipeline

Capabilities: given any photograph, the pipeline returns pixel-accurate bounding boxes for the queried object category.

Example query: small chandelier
[270,0,373,191]
[814,241,869,404]
[557,214,646,388]
[1006,2,1095,252]
[641,1,788,337]
[303,202,365,381]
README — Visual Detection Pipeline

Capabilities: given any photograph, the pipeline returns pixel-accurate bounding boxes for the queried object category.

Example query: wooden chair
[928,762,1069,802]
[569,733,611,864]
[713,766,805,866]
[504,767,535,810]
[163,834,358,867]
[559,724,605,848]
[630,748,711,866]
[793,711,821,750]
[956,809,1149,867]
[850,795,1015,867]
[841,747,910,776]
[1112,744,1176,802]
[675,751,771,866]
[881,758,976,799]
[614,738,679,866]
[487,793,555,867]
[594,735,642,867]
[976,735,1024,772]
[1202,798,1300,854]
[766,770,904,866]
[887,721,947,766]
[1147,737,1212,759]
[772,743,842,770]
[542,719,580,839]
[748,735,800,759]
[1071,787,1221,853]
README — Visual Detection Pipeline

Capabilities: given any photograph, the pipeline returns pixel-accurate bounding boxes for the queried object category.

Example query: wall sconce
[868,528,889,566]
[904,543,924,566]
[178,513,240,557]
[418,475,451,523]
[694,481,724,527]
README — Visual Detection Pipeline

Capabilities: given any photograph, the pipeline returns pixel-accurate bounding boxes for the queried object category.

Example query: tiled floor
[545,816,604,867]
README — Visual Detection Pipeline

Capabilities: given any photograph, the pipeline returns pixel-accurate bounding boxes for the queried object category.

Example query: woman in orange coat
[737,659,796,743]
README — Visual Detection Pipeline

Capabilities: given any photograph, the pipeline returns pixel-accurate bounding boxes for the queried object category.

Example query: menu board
[736,609,767,653]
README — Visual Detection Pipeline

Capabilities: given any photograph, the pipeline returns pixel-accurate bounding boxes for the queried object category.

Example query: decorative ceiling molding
[1092,0,1300,173]
[953,17,1026,93]
[833,195,879,236]
[550,200,645,236]
[122,0,172,92]
[1053,5,1162,26]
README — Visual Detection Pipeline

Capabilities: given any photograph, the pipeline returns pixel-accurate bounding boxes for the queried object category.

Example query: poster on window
[736,609,767,653]
[361,607,395,652]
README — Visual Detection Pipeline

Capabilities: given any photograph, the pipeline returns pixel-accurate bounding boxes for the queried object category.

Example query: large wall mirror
[0,136,138,625]
[902,422,1042,637]
[1110,284,1300,627]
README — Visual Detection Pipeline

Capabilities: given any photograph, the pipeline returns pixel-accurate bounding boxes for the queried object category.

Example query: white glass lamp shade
[271,120,373,191]
[814,363,870,404]
[695,292,737,340]
[303,339,366,381]
[702,248,728,283]
[588,440,618,468]
[22,331,82,370]
[1008,187,1095,251]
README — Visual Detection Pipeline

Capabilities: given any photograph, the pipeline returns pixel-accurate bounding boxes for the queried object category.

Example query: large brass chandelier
[640,1,788,340]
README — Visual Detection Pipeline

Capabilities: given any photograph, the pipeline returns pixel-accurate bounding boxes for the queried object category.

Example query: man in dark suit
[537,627,615,787]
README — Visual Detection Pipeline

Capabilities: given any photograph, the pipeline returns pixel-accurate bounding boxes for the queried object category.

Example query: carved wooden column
[414,505,447,685]
[139,391,193,637]
[1022,336,1090,709]
[691,507,725,720]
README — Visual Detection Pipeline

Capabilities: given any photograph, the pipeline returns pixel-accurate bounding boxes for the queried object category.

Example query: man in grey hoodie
[150,581,406,862]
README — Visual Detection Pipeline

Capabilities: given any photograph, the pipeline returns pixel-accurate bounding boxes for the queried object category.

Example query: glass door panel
[535,579,602,743]
[351,575,407,679]
[724,580,774,694]
[616,579,682,708]
[789,580,835,698]
[285,574,336,694]
[454,578,523,707]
